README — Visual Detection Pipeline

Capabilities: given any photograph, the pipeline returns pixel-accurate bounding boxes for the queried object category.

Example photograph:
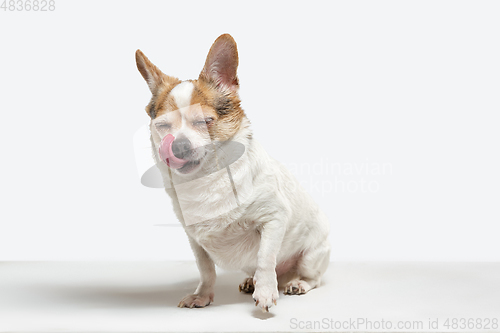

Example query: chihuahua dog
[135,34,330,312]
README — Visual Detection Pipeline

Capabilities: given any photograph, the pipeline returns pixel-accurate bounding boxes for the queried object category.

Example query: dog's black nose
[171,136,192,159]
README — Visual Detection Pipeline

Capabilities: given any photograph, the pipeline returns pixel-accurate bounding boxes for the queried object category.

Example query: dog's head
[136,34,246,175]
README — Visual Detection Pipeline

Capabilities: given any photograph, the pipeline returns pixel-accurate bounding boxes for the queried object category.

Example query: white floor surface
[0,262,499,332]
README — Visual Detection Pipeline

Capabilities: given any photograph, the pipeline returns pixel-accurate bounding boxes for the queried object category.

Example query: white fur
[151,115,330,311]
[141,36,330,312]
[170,81,195,109]
[151,104,213,174]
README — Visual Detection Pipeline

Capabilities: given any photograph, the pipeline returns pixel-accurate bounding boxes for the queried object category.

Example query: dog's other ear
[136,49,178,93]
[199,34,239,91]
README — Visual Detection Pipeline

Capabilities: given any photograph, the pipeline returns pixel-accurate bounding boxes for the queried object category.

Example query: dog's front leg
[253,219,285,312]
[178,236,216,308]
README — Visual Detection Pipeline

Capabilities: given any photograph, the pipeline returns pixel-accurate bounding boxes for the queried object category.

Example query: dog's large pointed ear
[136,49,178,93]
[199,34,239,91]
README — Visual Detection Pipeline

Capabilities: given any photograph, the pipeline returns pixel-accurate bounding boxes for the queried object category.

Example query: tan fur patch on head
[148,79,245,142]
[191,79,245,141]
[146,82,181,119]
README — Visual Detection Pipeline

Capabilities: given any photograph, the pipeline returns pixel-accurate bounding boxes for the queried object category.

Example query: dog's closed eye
[155,123,172,131]
[193,117,214,127]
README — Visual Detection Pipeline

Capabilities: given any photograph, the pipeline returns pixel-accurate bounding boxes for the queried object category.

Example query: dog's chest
[186,219,261,269]
[171,166,248,226]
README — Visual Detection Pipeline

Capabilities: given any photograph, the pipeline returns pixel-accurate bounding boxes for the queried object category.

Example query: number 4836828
[1,0,55,11]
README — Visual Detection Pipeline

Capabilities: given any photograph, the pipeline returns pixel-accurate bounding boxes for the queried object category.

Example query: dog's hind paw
[283,279,311,295]
[178,293,213,308]
[238,277,255,293]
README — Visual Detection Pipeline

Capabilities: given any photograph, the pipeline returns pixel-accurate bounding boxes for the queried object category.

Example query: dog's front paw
[178,293,214,308]
[252,285,279,312]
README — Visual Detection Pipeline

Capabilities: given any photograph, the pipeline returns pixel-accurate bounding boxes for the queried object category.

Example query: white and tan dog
[135,34,330,312]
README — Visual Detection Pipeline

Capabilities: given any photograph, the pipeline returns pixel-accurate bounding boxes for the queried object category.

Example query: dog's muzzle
[158,134,189,169]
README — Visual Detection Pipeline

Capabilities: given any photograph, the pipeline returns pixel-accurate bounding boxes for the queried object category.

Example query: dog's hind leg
[283,241,330,295]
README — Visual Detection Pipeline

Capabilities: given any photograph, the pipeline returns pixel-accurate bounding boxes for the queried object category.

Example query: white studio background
[0,1,499,261]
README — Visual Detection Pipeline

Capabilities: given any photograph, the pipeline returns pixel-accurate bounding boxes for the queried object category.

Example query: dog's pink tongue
[159,134,188,169]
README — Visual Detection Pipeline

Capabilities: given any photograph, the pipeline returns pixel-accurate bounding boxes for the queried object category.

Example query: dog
[135,34,330,312]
